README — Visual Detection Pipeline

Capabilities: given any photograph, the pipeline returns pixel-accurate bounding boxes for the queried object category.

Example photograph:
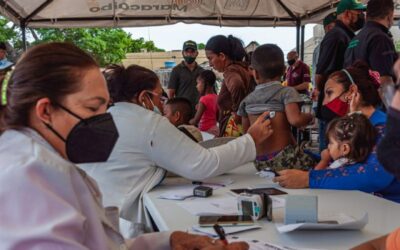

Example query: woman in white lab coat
[0,42,253,250]
[79,64,274,236]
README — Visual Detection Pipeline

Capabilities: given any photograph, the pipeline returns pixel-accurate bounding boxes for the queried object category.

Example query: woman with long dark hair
[205,35,255,137]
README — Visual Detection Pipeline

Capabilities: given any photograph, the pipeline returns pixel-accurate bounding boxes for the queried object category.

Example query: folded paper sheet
[276,213,368,233]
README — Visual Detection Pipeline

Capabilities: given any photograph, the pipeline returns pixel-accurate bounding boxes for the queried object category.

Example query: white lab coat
[80,102,256,234]
[0,128,171,250]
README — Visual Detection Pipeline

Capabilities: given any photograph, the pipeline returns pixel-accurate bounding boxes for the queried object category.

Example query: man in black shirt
[167,40,204,114]
[314,0,366,151]
[344,0,397,108]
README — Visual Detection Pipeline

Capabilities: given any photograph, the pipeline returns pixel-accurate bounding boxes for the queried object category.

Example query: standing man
[344,0,397,108]
[312,12,337,93]
[311,12,337,114]
[314,0,366,151]
[286,51,312,142]
[286,51,311,96]
[168,40,204,114]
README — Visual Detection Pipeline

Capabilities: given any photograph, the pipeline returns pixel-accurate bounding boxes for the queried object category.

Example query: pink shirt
[199,94,218,131]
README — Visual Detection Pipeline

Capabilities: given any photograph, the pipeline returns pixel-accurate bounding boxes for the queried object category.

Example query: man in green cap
[168,40,204,114]
[312,12,337,91]
[314,0,366,152]
[344,0,397,108]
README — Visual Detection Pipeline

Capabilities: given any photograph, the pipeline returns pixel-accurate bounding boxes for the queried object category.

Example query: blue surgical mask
[153,106,162,115]
[143,93,163,115]
[0,58,13,70]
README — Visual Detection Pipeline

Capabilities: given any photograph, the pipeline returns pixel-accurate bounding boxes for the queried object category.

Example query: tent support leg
[296,19,300,54]
[21,21,27,51]
[300,25,305,61]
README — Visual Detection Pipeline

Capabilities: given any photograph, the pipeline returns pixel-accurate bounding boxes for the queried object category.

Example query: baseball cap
[337,0,366,15]
[323,12,337,27]
[182,40,197,51]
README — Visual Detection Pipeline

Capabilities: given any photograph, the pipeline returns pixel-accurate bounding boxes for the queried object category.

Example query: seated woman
[0,42,250,250]
[275,62,400,203]
[79,64,273,236]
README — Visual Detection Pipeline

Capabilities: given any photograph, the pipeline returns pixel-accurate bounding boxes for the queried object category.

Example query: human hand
[247,112,274,154]
[274,169,309,188]
[321,149,331,162]
[232,113,241,124]
[170,231,249,250]
[313,149,331,170]
[311,89,319,101]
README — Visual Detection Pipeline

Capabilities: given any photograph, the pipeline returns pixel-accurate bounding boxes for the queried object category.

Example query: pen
[192,181,225,187]
[264,111,276,121]
[213,224,228,246]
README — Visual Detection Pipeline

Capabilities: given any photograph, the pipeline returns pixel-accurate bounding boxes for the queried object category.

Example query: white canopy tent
[0,0,344,28]
[0,0,384,58]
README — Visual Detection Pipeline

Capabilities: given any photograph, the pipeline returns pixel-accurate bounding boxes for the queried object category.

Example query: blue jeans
[319,119,328,153]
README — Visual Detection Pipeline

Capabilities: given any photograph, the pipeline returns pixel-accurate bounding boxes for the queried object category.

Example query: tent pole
[300,25,305,61]
[21,21,27,51]
[296,19,300,53]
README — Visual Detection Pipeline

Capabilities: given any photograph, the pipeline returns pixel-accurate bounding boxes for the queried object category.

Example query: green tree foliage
[396,40,400,52]
[0,16,165,66]
[0,18,17,42]
[198,43,205,50]
[129,37,165,53]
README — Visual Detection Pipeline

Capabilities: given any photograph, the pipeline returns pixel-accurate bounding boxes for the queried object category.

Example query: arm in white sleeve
[148,116,256,180]
[0,161,88,249]
[127,232,171,250]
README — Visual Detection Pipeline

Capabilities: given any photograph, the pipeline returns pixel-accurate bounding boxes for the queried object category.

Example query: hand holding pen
[170,231,249,250]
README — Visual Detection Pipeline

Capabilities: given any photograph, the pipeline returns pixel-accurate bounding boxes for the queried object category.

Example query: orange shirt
[387,228,400,249]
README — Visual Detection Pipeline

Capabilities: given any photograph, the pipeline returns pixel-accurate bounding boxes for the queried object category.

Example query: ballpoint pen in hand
[213,224,228,246]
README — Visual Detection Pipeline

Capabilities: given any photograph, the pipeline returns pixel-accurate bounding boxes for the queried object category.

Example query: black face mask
[320,105,340,123]
[183,56,196,64]
[287,59,296,66]
[45,104,119,164]
[350,12,365,31]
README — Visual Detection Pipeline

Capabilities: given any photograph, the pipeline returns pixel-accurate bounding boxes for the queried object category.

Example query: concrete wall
[122,49,208,70]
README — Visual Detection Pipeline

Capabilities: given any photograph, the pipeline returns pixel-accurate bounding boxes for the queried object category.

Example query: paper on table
[276,213,368,233]
[178,197,238,216]
[192,225,262,237]
[158,178,234,200]
[158,185,194,200]
[195,177,234,188]
[271,196,286,209]
[227,236,323,250]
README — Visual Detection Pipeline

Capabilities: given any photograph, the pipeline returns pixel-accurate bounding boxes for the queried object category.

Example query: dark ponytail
[205,35,246,62]
[104,64,159,103]
[1,42,98,131]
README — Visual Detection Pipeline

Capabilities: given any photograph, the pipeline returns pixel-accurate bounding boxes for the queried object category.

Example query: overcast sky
[124,23,315,54]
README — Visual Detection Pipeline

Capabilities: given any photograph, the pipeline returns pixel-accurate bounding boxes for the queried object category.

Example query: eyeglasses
[146,90,169,104]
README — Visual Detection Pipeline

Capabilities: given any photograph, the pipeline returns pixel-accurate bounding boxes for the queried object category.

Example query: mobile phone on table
[230,188,287,196]
[198,215,254,227]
